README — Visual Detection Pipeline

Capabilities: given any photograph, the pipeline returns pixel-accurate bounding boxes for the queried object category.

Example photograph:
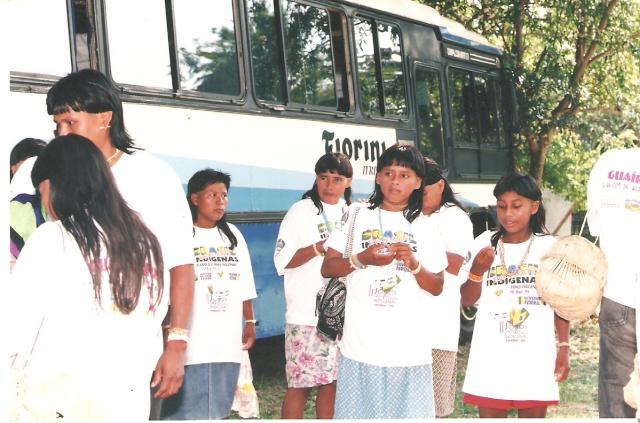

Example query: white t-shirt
[8,221,166,420]
[186,224,257,365]
[587,148,640,308]
[111,151,194,272]
[414,204,473,352]
[325,204,447,367]
[274,198,347,326]
[462,231,559,401]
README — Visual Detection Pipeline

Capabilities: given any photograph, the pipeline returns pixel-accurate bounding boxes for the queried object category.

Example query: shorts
[284,323,338,388]
[160,362,240,420]
[432,348,457,417]
[463,393,559,410]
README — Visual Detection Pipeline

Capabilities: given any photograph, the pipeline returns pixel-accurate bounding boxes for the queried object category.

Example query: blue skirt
[334,354,435,419]
[160,362,240,420]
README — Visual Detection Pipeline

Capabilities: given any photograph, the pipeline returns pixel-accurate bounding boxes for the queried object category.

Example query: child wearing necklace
[274,153,353,419]
[321,144,447,419]
[460,173,570,418]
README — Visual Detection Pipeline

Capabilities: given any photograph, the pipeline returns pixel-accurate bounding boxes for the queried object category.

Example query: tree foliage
[418,0,640,208]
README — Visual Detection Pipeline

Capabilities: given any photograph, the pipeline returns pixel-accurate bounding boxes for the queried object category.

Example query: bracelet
[348,255,357,270]
[351,254,366,269]
[245,319,257,324]
[312,242,323,257]
[468,272,483,283]
[411,262,422,274]
[557,341,570,348]
[168,327,189,336]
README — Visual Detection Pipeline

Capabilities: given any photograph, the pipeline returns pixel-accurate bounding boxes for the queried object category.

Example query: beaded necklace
[498,235,534,277]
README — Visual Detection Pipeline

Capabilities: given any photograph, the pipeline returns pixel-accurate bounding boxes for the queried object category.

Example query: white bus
[8,0,512,337]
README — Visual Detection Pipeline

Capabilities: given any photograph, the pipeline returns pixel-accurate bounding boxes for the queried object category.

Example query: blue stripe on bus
[159,154,375,211]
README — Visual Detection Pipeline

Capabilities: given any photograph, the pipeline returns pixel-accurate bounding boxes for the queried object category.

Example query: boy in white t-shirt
[587,147,639,418]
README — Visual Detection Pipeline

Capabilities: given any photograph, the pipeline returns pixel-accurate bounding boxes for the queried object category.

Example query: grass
[233,319,599,419]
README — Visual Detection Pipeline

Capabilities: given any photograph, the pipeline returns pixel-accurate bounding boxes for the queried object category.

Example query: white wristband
[167,333,190,343]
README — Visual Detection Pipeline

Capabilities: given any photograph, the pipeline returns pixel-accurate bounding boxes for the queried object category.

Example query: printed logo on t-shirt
[369,274,401,307]
[194,244,240,313]
[275,238,285,256]
[359,228,416,251]
[318,222,334,239]
[484,263,544,343]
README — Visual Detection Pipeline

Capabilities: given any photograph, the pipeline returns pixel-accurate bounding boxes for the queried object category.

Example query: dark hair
[31,134,163,314]
[46,69,137,153]
[302,152,353,214]
[187,168,238,249]
[423,157,466,212]
[368,144,425,222]
[490,172,548,248]
[10,138,47,166]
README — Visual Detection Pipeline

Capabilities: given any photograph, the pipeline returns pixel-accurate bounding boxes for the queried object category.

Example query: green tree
[418,0,640,189]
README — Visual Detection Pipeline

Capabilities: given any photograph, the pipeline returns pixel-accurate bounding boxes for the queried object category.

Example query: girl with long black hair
[274,152,352,419]
[9,134,165,420]
[460,172,570,418]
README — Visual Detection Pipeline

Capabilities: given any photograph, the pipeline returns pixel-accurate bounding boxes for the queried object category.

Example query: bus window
[415,67,445,166]
[475,74,502,145]
[378,24,406,116]
[282,1,336,108]
[354,17,406,117]
[449,68,478,145]
[105,0,172,89]
[247,0,286,103]
[449,68,503,146]
[174,0,240,96]
[8,0,71,76]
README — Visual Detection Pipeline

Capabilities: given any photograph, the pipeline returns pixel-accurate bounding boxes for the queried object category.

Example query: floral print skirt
[284,324,338,388]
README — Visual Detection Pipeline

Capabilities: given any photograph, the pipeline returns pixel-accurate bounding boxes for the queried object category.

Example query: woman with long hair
[413,157,474,417]
[274,152,352,419]
[46,69,194,400]
[8,134,165,420]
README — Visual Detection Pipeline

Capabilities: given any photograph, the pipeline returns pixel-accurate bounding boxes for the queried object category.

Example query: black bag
[315,205,360,341]
[315,277,347,341]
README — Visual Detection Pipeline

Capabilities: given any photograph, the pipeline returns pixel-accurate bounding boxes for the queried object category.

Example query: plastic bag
[231,350,259,418]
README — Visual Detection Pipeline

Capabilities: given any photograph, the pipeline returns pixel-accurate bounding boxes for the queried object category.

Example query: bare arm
[554,314,571,382]
[446,252,464,275]
[151,263,194,398]
[242,299,256,350]
[390,242,444,295]
[285,240,325,269]
[321,243,396,278]
[460,246,494,306]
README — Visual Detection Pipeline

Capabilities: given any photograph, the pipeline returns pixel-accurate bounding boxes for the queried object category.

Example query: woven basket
[536,235,608,322]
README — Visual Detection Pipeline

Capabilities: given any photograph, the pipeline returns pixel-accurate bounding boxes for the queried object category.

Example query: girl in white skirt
[461,173,570,418]
[322,144,447,419]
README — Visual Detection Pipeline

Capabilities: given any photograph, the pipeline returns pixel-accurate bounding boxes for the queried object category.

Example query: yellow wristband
[468,272,483,283]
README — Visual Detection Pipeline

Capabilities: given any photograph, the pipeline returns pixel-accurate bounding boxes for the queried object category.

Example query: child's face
[316,171,351,205]
[191,182,228,227]
[422,179,444,215]
[496,191,539,236]
[375,164,421,211]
